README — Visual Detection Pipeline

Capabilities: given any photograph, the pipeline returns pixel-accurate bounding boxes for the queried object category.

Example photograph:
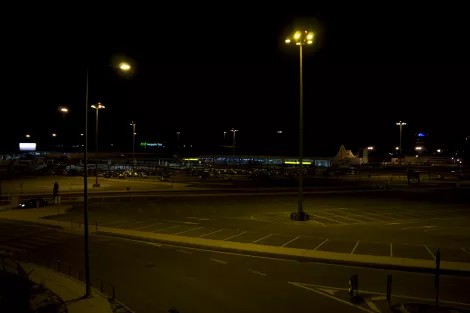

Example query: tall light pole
[91,103,105,186]
[396,121,406,158]
[285,30,314,221]
[231,128,238,160]
[224,131,227,141]
[130,121,136,176]
[59,107,68,150]
[83,62,130,297]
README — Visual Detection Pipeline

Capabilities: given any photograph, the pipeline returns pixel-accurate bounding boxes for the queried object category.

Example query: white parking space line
[424,245,436,260]
[223,231,246,241]
[133,224,159,231]
[313,239,328,251]
[327,210,383,222]
[309,214,347,224]
[249,269,267,276]
[326,213,364,223]
[210,258,227,264]
[462,248,470,256]
[176,249,192,255]
[251,234,272,244]
[402,225,435,230]
[387,221,419,225]
[198,229,224,238]
[174,227,204,235]
[153,225,180,232]
[281,236,299,247]
[350,241,360,254]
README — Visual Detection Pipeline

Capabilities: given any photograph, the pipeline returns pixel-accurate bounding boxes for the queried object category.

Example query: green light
[140,142,147,147]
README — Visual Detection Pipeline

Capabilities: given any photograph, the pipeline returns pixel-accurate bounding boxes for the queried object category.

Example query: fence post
[386,274,392,306]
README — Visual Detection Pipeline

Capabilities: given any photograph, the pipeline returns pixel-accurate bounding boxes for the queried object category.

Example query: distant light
[294,32,301,39]
[119,62,131,71]
[285,39,291,43]
[52,133,57,137]
[60,108,69,113]
[277,130,282,134]
[307,33,314,40]
[285,161,312,165]
[417,133,425,137]
[416,155,418,158]
[395,147,399,150]
[415,146,423,150]
[396,121,407,126]
[307,40,313,44]
[367,146,374,150]
[19,143,36,151]
[436,149,441,153]
[25,134,31,138]
[80,133,84,136]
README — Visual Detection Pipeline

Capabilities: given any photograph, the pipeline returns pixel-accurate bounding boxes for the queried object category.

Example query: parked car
[18,198,48,209]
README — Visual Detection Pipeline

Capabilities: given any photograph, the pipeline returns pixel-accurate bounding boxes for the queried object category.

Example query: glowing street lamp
[52,133,57,137]
[231,128,238,158]
[119,62,131,71]
[396,121,406,157]
[285,29,315,221]
[25,134,31,138]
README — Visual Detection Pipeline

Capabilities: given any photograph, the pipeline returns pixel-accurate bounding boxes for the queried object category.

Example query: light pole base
[290,211,310,221]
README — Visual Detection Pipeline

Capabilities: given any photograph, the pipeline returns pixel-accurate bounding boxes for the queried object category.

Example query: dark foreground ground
[0,222,469,313]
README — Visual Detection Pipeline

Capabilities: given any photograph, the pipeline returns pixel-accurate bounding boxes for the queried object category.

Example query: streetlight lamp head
[367,146,374,150]
[119,62,131,71]
[285,39,291,43]
[60,108,69,113]
[26,134,30,138]
[52,133,57,137]
[294,31,301,39]
[307,33,314,40]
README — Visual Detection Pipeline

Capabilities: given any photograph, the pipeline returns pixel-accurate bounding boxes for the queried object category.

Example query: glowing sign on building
[140,142,163,147]
[19,143,37,151]
[417,133,426,137]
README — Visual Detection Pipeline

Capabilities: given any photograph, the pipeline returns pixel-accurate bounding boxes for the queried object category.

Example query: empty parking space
[153,224,190,234]
[226,231,270,243]
[202,229,245,240]
[316,239,357,253]
[254,234,296,246]
[430,247,470,263]
[175,227,215,237]
[392,244,434,260]
[283,236,327,250]
[353,242,390,257]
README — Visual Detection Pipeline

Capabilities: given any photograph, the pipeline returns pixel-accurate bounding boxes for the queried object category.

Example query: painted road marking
[281,236,299,247]
[364,298,380,313]
[223,231,247,241]
[313,239,328,251]
[134,224,159,231]
[350,241,360,254]
[176,249,192,255]
[309,213,347,224]
[402,225,435,230]
[198,229,224,238]
[387,221,419,225]
[186,217,211,221]
[288,282,375,313]
[424,245,436,260]
[308,219,327,226]
[252,234,272,244]
[153,225,180,232]
[249,269,267,276]
[210,258,227,264]
[462,248,470,256]
[321,212,364,223]
[174,227,204,235]
[334,211,384,222]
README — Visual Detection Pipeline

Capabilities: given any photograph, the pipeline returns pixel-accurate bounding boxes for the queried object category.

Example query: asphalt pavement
[45,190,470,264]
[1,221,469,313]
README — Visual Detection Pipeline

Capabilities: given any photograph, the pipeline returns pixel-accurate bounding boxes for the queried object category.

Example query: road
[1,221,469,313]
[46,189,470,264]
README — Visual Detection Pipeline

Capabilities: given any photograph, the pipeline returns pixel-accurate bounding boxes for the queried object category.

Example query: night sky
[3,7,469,156]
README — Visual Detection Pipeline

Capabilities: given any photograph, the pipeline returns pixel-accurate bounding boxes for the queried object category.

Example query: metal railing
[0,248,115,300]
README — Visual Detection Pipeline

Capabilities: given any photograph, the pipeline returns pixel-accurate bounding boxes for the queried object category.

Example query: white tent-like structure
[332,145,361,165]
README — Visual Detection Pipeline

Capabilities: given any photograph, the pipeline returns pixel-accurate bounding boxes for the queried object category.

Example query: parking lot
[44,191,470,264]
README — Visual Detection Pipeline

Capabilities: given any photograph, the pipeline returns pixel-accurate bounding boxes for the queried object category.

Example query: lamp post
[130,121,136,176]
[83,62,130,297]
[59,107,68,150]
[90,103,105,186]
[224,131,227,141]
[285,30,314,221]
[396,121,406,158]
[231,128,238,160]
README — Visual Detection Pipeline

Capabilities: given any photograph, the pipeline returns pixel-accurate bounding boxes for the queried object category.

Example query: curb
[95,230,470,277]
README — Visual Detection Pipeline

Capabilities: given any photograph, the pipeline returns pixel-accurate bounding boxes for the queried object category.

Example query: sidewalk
[19,261,112,313]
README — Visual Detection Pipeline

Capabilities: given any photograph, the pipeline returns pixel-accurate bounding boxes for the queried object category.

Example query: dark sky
[3,6,470,156]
